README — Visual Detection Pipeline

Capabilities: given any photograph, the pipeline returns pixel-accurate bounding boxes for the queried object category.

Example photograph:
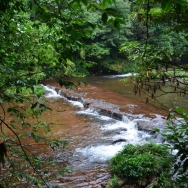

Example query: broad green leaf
[107,18,114,25]
[105,8,116,13]
[102,0,112,8]
[31,102,38,109]
[102,12,108,24]
[39,104,51,113]
[183,159,188,172]
[115,18,125,25]
[161,0,173,11]
[114,20,120,31]
[177,0,188,5]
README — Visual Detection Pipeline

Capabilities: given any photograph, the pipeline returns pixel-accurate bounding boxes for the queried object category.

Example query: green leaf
[102,12,108,24]
[105,8,116,13]
[39,104,51,113]
[33,134,40,143]
[111,14,124,18]
[154,128,160,133]
[31,102,38,109]
[183,159,188,172]
[87,22,95,29]
[102,0,112,8]
[58,79,64,87]
[107,18,114,25]
[58,79,75,89]
[114,20,120,31]
[178,0,188,5]
[81,0,87,5]
[176,107,184,114]
[115,18,125,25]
[161,0,173,12]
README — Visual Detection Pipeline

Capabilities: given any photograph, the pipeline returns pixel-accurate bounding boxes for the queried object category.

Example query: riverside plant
[109,107,188,188]
[109,143,174,187]
[147,107,188,188]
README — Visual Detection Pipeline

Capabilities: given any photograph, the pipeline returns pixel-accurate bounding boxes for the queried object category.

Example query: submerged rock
[112,139,127,144]
[136,119,166,133]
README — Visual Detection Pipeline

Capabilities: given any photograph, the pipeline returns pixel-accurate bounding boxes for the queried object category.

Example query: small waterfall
[42,85,62,98]
[122,115,130,123]
[42,85,165,163]
[42,84,84,108]
[104,72,136,78]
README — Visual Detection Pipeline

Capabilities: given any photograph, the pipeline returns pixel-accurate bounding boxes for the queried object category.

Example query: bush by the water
[109,143,174,187]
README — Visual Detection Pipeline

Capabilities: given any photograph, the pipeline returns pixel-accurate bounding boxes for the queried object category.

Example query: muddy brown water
[39,77,171,187]
[3,75,183,188]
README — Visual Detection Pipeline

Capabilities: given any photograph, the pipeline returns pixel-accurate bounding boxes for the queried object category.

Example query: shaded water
[68,74,188,110]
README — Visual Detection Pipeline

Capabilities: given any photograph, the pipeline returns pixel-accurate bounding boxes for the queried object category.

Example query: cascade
[42,84,165,162]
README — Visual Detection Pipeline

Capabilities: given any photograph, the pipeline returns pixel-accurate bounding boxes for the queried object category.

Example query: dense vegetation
[110,143,175,187]
[108,0,188,187]
[0,0,188,187]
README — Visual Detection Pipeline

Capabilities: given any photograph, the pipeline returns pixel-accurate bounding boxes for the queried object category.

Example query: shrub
[158,107,188,187]
[147,172,181,188]
[110,143,174,186]
[106,175,121,188]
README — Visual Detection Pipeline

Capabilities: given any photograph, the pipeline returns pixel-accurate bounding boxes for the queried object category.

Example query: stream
[38,74,175,187]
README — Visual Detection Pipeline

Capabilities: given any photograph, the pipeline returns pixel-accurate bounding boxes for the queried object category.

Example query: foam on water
[42,85,161,163]
[77,109,113,121]
[98,116,112,121]
[105,73,134,78]
[76,117,153,162]
[75,143,125,162]
[77,108,96,115]
[101,120,133,131]
[42,85,84,108]
[42,85,62,98]
[69,101,84,108]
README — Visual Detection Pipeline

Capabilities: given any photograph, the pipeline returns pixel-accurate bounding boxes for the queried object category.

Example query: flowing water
[67,73,188,110]
[39,74,178,187]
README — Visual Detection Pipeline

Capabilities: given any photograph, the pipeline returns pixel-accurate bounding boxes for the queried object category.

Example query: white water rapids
[42,84,165,163]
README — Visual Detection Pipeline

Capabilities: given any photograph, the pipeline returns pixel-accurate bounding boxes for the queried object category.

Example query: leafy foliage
[1,0,188,187]
[106,175,121,188]
[116,1,188,187]
[146,108,188,187]
[0,0,126,187]
[110,143,174,186]
[162,108,188,184]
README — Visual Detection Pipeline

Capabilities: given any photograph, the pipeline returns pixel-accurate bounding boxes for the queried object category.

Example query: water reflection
[68,74,188,110]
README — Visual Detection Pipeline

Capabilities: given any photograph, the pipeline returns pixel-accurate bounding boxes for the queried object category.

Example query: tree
[84,0,135,73]
[0,0,126,187]
[120,0,188,108]
[118,0,188,186]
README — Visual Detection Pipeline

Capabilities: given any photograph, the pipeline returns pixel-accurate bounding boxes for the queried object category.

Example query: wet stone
[115,127,127,133]
[55,87,59,93]
[103,128,127,137]
[98,108,112,117]
[112,112,123,120]
[73,182,89,187]
[137,120,158,133]
[112,138,127,144]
